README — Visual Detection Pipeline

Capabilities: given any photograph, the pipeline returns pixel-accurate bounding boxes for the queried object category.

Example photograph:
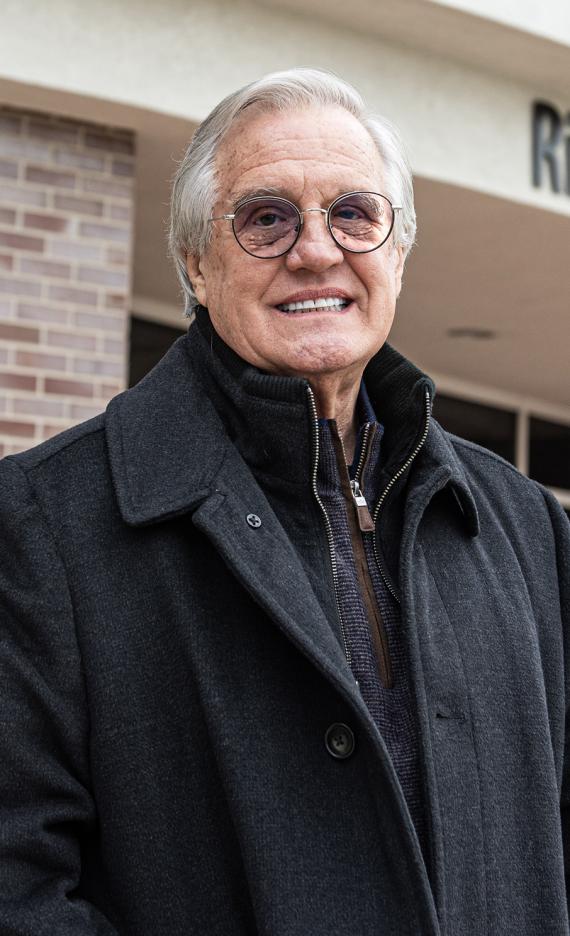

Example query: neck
[308,372,362,465]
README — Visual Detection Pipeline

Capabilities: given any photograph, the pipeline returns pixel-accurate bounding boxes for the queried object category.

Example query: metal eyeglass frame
[208,191,402,258]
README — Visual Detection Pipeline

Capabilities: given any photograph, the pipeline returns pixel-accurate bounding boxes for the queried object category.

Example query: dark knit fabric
[318,416,427,855]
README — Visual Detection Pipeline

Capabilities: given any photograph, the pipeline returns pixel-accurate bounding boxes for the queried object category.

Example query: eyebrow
[230,186,285,209]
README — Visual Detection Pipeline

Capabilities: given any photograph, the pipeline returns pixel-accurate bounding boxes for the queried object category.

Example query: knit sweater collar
[189,304,434,490]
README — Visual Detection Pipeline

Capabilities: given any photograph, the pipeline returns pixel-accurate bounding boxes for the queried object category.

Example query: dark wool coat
[0,319,569,935]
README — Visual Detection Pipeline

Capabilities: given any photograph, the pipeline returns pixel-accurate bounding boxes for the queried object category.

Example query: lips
[276,296,350,313]
[274,289,353,313]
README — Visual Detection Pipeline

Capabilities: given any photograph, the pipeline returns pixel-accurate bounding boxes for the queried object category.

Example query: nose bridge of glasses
[297,206,332,241]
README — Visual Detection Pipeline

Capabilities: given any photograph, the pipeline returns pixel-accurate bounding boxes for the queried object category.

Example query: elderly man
[0,68,569,936]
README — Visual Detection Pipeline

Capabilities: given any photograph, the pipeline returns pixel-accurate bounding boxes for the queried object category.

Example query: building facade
[0,0,568,511]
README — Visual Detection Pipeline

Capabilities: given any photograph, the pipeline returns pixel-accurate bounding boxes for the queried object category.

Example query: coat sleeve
[543,488,570,901]
[0,457,119,935]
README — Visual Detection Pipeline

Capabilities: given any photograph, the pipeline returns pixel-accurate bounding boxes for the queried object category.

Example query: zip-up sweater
[318,417,427,854]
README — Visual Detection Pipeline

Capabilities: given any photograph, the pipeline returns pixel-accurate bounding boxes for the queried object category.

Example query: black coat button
[246,513,262,528]
[325,723,355,760]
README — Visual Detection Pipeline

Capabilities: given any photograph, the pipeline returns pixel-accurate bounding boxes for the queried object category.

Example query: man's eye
[336,208,362,221]
[255,212,280,227]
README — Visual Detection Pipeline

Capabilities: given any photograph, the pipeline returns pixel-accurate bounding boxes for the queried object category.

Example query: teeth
[277,297,350,313]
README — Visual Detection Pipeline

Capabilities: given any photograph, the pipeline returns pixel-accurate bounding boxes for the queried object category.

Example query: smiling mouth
[276,297,351,313]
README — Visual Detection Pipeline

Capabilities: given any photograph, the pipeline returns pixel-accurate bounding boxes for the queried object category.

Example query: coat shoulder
[0,412,112,535]
[443,428,568,542]
[1,412,107,477]
[445,430,539,496]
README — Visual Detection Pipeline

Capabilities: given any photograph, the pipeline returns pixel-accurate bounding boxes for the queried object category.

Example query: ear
[185,254,208,307]
[393,244,406,299]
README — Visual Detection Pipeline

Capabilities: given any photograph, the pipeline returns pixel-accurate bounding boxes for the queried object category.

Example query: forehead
[214,105,384,205]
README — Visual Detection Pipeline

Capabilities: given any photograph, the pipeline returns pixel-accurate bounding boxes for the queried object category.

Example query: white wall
[431,0,570,45]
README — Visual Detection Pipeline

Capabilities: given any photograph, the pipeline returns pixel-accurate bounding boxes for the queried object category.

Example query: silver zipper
[306,386,353,668]
[372,387,432,604]
[354,422,371,484]
[350,478,367,506]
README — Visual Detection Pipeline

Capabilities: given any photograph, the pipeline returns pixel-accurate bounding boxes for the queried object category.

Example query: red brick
[0,208,16,224]
[85,132,134,155]
[0,160,18,179]
[0,138,50,161]
[73,357,124,377]
[0,277,42,298]
[75,312,123,332]
[47,329,96,351]
[104,294,128,310]
[41,424,67,440]
[83,177,131,199]
[13,397,65,417]
[111,159,134,177]
[78,266,128,287]
[0,184,47,207]
[47,285,98,306]
[28,120,79,144]
[0,322,40,342]
[20,257,71,279]
[78,222,129,243]
[0,419,35,437]
[106,247,128,265]
[100,382,122,396]
[109,203,131,221]
[55,150,106,172]
[71,403,103,419]
[45,377,93,398]
[50,241,102,262]
[25,166,76,189]
[0,231,44,252]
[53,194,104,217]
[0,372,37,391]
[16,350,67,370]
[18,303,68,325]
[23,212,69,233]
[0,254,13,271]
[0,348,8,363]
[103,337,126,355]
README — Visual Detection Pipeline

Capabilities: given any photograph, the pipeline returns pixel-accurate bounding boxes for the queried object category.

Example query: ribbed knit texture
[318,417,427,855]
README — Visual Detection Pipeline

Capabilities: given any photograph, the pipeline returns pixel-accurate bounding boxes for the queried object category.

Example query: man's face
[187,105,405,380]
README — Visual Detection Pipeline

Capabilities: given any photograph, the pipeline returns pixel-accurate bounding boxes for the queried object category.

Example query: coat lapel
[191,445,362,702]
[105,333,361,701]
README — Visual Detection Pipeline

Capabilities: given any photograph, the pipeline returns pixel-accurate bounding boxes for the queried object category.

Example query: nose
[285,208,344,273]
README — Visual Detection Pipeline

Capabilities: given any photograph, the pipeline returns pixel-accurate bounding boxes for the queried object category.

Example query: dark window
[129,316,187,388]
[432,394,516,464]
[529,417,570,490]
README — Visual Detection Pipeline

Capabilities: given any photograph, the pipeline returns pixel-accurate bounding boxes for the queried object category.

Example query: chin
[275,337,371,378]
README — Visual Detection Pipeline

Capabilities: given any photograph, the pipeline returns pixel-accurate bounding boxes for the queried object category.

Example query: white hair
[169,67,416,314]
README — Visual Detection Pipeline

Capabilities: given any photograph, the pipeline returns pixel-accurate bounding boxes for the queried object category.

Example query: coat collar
[105,331,230,526]
[105,311,479,536]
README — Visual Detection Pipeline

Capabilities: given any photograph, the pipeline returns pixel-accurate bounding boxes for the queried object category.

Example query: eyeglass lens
[232,193,394,258]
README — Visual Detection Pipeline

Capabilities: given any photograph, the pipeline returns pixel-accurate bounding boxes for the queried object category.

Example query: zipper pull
[350,480,375,532]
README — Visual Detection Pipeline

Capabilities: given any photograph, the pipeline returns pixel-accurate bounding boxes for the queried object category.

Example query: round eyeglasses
[208,191,401,259]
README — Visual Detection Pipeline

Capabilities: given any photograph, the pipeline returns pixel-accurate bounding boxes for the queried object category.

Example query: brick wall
[0,107,135,457]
